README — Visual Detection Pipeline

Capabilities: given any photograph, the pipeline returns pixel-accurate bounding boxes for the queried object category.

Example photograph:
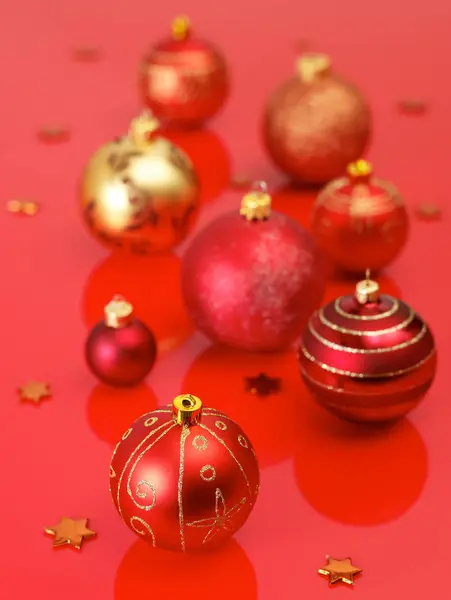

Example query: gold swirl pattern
[177,425,190,552]
[122,428,133,440]
[215,421,227,431]
[335,296,399,320]
[192,435,208,451]
[109,465,116,478]
[130,480,157,511]
[300,345,436,379]
[308,320,427,354]
[130,516,156,546]
[200,464,217,482]
[238,435,249,449]
[317,177,403,215]
[144,417,159,427]
[318,306,415,335]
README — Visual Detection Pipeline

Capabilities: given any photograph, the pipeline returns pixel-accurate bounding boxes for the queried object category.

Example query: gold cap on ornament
[173,394,203,426]
[172,15,190,41]
[296,53,331,83]
[347,159,373,183]
[104,295,134,328]
[355,269,380,304]
[127,112,160,148]
[240,181,272,221]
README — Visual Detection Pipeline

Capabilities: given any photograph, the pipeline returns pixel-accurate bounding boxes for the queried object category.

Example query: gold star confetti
[415,202,442,221]
[397,98,427,114]
[7,200,40,216]
[72,46,101,62]
[37,125,70,144]
[18,381,51,404]
[318,556,362,586]
[44,517,96,550]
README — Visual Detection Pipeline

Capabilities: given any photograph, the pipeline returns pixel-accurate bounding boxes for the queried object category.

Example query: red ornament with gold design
[181,181,326,352]
[109,394,260,552]
[311,160,409,274]
[139,16,229,128]
[263,53,371,185]
[85,296,157,387]
[298,273,436,422]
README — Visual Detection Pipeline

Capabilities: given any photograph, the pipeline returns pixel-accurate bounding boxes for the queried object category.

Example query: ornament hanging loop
[240,180,272,221]
[355,269,380,304]
[347,159,372,183]
[172,15,190,41]
[104,295,134,328]
[173,394,203,426]
[128,112,160,148]
[296,53,331,83]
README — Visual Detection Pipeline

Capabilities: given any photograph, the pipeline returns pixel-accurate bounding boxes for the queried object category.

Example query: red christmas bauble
[298,273,437,422]
[311,160,409,273]
[263,53,371,185]
[85,296,157,387]
[181,183,327,352]
[109,394,260,552]
[139,16,229,128]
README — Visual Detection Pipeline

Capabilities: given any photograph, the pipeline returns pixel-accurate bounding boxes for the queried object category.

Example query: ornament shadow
[87,383,158,447]
[82,251,193,356]
[161,128,231,204]
[182,346,303,467]
[293,388,427,526]
[115,538,257,600]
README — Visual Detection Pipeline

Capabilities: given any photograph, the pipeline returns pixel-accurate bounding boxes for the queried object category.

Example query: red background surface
[1,1,449,598]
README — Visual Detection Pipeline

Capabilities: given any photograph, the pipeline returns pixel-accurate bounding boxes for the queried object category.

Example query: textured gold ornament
[79,112,200,254]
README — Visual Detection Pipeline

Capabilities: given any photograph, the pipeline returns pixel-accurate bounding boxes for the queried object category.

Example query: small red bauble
[109,394,260,552]
[311,160,409,274]
[85,296,157,387]
[181,182,326,352]
[263,53,371,185]
[139,16,229,128]
[298,272,437,423]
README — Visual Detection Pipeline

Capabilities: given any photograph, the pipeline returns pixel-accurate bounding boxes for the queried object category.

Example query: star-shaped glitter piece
[44,517,96,550]
[186,488,246,544]
[244,373,281,397]
[18,381,51,404]
[318,556,362,585]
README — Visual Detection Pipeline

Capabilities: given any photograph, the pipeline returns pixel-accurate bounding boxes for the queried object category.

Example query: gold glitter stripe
[308,320,427,354]
[318,306,415,336]
[177,425,190,552]
[300,345,435,379]
[116,421,174,518]
[199,424,252,499]
[334,297,399,320]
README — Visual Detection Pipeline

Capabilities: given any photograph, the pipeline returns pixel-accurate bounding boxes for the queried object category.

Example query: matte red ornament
[298,272,437,423]
[263,53,371,185]
[85,296,157,387]
[181,182,326,352]
[139,16,229,128]
[109,394,260,552]
[311,160,409,274]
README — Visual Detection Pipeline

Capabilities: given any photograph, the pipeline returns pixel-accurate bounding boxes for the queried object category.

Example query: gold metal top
[296,53,331,83]
[128,112,160,147]
[239,181,272,221]
[173,394,203,426]
[355,269,380,304]
[104,295,134,328]
[172,15,190,41]
[347,159,373,183]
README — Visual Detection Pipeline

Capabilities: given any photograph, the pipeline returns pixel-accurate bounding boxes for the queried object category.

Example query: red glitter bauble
[263,53,371,185]
[85,296,157,387]
[139,17,229,128]
[298,273,437,422]
[181,183,326,352]
[109,394,260,552]
[311,160,409,274]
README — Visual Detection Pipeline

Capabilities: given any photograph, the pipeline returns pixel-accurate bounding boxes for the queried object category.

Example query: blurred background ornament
[79,112,200,254]
[311,160,409,274]
[263,53,371,185]
[110,394,260,552]
[85,296,157,387]
[139,16,229,128]
[298,271,436,422]
[181,181,326,352]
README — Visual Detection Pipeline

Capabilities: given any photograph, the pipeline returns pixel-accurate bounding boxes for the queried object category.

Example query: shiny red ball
[263,54,371,184]
[181,210,326,352]
[298,283,437,422]
[109,401,260,552]
[311,161,409,273]
[139,21,229,128]
[85,319,157,387]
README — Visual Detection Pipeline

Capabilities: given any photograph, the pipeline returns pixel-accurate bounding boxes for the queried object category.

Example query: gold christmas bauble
[80,113,200,254]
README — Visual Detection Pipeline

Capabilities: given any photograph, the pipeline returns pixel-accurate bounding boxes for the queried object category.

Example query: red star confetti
[244,373,281,396]
[415,203,442,221]
[37,125,70,144]
[318,556,362,586]
[397,98,428,115]
[72,46,101,62]
[44,517,96,550]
